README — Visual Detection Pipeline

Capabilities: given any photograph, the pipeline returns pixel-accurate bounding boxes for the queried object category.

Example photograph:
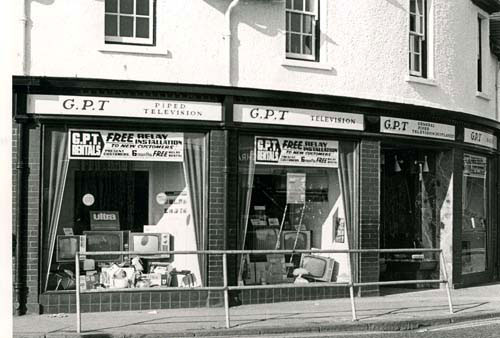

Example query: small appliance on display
[56,235,86,262]
[281,230,311,250]
[252,228,279,251]
[300,254,336,282]
[83,230,125,263]
[129,232,170,258]
[89,211,120,231]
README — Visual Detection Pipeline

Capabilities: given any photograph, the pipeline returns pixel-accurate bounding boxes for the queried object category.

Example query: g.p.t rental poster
[69,129,184,162]
[255,136,338,168]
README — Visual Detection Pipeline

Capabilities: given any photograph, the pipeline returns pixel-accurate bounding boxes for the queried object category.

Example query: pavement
[12,282,500,338]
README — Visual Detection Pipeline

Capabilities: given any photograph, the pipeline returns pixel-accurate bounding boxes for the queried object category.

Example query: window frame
[105,0,155,46]
[409,0,427,77]
[285,0,319,62]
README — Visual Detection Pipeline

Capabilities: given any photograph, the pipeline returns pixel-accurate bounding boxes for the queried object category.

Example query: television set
[56,235,86,263]
[281,230,311,251]
[84,231,125,263]
[300,254,336,282]
[129,232,170,258]
[251,228,279,251]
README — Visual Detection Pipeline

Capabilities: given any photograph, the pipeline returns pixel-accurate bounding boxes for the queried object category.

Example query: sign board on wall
[234,104,364,131]
[380,116,455,141]
[464,128,497,150]
[68,129,184,162]
[27,95,222,121]
[255,136,338,168]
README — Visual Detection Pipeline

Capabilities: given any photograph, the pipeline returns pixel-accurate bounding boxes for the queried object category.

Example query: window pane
[286,0,292,10]
[416,0,423,15]
[290,33,301,53]
[286,33,290,52]
[413,54,420,72]
[286,12,290,31]
[293,0,303,11]
[105,0,118,13]
[304,35,312,55]
[120,0,134,14]
[418,17,424,34]
[305,0,313,12]
[105,14,118,36]
[410,15,416,32]
[136,17,149,38]
[462,154,488,274]
[290,13,301,32]
[410,0,416,14]
[303,15,312,34]
[413,36,421,53]
[136,0,149,15]
[119,15,134,37]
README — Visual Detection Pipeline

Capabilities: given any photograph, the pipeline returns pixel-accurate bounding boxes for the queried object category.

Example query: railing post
[75,252,81,333]
[439,250,454,314]
[223,253,231,328]
[349,250,357,321]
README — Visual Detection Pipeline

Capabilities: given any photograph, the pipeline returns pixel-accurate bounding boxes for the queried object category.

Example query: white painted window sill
[282,59,332,71]
[98,43,170,56]
[406,76,437,87]
[476,91,491,101]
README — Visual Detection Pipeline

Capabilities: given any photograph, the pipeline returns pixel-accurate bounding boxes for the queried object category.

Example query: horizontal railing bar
[228,282,351,291]
[77,248,442,256]
[354,280,447,287]
[79,286,224,293]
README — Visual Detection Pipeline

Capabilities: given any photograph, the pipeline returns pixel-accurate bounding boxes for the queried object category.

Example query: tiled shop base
[39,286,350,314]
[239,286,349,305]
[39,290,224,314]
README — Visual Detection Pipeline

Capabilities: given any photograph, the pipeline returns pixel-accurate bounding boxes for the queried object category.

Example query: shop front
[12,78,500,314]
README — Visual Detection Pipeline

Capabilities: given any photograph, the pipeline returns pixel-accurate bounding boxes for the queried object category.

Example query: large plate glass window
[41,127,207,291]
[462,153,488,274]
[286,0,319,61]
[237,135,357,285]
[105,0,154,45]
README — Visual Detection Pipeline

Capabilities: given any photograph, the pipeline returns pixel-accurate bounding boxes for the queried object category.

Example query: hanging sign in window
[463,154,487,179]
[286,173,306,204]
[380,117,455,140]
[68,129,184,162]
[255,136,338,168]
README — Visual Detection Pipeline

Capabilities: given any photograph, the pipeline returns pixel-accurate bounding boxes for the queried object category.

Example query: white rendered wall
[13,0,499,120]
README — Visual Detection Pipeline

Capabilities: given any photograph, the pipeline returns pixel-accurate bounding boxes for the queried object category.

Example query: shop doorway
[380,146,445,290]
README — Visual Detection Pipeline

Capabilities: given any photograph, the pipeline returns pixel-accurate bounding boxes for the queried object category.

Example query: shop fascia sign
[27,94,222,121]
[464,128,497,150]
[380,116,455,141]
[234,104,364,131]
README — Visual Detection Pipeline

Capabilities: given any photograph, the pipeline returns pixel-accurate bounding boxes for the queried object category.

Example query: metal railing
[74,248,453,333]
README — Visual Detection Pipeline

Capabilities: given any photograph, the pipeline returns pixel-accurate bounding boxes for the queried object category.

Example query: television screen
[57,235,85,262]
[300,254,335,282]
[84,231,123,262]
[129,233,170,257]
[282,231,311,250]
[253,228,279,250]
[132,235,160,252]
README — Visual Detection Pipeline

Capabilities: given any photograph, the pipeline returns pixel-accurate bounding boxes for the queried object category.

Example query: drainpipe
[19,0,29,75]
[14,96,28,316]
[15,0,29,315]
[224,0,240,86]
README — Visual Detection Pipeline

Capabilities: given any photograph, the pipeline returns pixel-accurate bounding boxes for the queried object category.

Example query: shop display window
[41,127,207,292]
[379,148,453,286]
[462,153,488,275]
[237,134,357,285]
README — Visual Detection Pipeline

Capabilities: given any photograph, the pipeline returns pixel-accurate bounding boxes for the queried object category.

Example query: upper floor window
[286,0,319,61]
[477,16,484,92]
[409,0,427,77]
[105,0,154,45]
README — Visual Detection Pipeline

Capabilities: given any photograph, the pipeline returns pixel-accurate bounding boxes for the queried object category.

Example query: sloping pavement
[12,283,500,338]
